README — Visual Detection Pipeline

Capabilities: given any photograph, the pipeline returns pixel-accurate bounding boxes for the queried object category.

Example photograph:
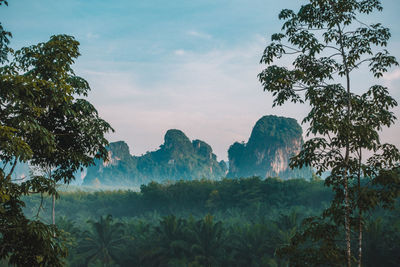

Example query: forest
[1,0,400,266]
[18,177,400,266]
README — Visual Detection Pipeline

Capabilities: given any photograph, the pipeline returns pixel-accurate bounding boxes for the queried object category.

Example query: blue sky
[1,0,399,161]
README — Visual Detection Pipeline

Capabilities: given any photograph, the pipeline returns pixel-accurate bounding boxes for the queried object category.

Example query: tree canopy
[0,3,113,265]
[258,0,399,266]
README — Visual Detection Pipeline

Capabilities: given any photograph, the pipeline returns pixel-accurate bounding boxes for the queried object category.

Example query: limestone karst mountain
[227,115,312,179]
[8,116,312,187]
[83,129,228,186]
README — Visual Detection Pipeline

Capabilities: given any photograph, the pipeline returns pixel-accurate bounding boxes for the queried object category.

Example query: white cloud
[383,69,400,82]
[187,30,212,39]
[86,32,99,40]
[79,36,400,161]
[174,49,186,56]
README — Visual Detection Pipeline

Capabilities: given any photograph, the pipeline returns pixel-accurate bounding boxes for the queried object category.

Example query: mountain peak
[164,129,192,150]
[84,130,226,186]
[107,141,131,161]
[228,115,310,179]
[248,115,302,147]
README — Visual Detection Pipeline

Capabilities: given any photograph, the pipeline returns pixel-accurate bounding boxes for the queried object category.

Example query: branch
[350,58,373,71]
[1,161,8,172]
[328,53,342,59]
[324,45,342,52]
[285,51,303,55]
[35,192,44,219]
[281,44,302,53]
[7,158,17,177]
[298,26,329,31]
[354,18,371,29]
[292,87,309,92]
[11,177,26,182]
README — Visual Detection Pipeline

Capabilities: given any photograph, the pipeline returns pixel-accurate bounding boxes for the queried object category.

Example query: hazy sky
[1,0,399,161]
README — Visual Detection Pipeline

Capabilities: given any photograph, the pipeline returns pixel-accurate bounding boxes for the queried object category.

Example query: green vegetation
[20,177,400,266]
[83,130,227,187]
[228,115,311,179]
[0,1,112,265]
[259,0,400,265]
[1,0,399,266]
[84,116,310,187]
[24,177,331,220]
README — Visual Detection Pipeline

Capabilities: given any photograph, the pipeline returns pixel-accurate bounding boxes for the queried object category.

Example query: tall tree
[0,2,113,265]
[258,0,399,266]
[187,214,226,267]
[78,215,125,267]
[141,215,189,267]
[14,34,113,226]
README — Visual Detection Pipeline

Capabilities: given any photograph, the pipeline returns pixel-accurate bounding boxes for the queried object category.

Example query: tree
[141,215,189,266]
[78,215,125,266]
[187,214,226,267]
[14,33,113,227]
[258,0,399,266]
[229,222,277,266]
[0,2,113,265]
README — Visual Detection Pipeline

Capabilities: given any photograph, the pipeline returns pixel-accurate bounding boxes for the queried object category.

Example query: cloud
[174,49,186,56]
[381,69,400,98]
[78,36,283,160]
[79,35,400,161]
[383,69,400,82]
[86,32,100,40]
[187,30,212,39]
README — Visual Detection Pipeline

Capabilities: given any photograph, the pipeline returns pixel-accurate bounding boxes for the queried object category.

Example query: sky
[1,0,399,161]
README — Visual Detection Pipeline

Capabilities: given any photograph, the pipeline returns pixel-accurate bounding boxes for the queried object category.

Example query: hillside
[228,115,312,179]
[83,129,227,186]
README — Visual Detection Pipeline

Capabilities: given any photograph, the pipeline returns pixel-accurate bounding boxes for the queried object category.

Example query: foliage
[258,0,400,265]
[83,131,227,187]
[0,3,112,265]
[228,115,311,179]
[23,177,332,221]
[77,215,125,266]
[19,176,398,266]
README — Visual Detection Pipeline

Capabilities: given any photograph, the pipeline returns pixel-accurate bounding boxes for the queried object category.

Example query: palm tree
[187,214,225,267]
[119,219,151,267]
[274,210,300,246]
[229,222,277,267]
[362,217,400,267]
[140,215,188,267]
[78,215,125,267]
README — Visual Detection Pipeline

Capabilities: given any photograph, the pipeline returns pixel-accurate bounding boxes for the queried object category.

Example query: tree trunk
[358,212,362,267]
[344,174,351,267]
[337,22,352,267]
[358,148,363,267]
[7,158,18,178]
[52,193,55,225]
[49,167,56,237]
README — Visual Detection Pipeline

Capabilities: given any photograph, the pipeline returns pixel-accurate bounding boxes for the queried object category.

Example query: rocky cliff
[83,141,140,186]
[227,115,311,179]
[83,130,227,187]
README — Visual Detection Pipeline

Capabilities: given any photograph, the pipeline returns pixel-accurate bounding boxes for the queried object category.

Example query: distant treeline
[19,177,400,266]
[23,177,332,221]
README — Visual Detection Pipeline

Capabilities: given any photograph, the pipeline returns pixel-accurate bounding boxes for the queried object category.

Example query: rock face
[83,130,227,187]
[84,141,139,186]
[227,115,311,179]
